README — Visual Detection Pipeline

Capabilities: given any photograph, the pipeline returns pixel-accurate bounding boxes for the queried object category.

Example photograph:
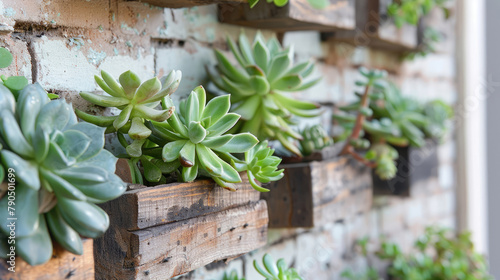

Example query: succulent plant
[147,86,260,191]
[208,33,322,156]
[0,83,126,265]
[229,140,284,192]
[299,125,334,156]
[76,69,181,157]
[333,68,400,179]
[253,254,303,280]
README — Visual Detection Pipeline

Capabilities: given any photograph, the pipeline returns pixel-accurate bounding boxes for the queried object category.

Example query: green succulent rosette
[148,86,260,191]
[208,32,322,156]
[76,69,181,157]
[0,83,126,265]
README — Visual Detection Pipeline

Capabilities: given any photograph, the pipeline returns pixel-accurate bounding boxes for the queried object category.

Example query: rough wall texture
[0,1,456,279]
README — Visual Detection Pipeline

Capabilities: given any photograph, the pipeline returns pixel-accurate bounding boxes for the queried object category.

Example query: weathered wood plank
[330,0,419,52]
[261,156,372,228]
[95,200,268,280]
[100,172,260,230]
[128,0,247,8]
[0,239,94,280]
[219,0,355,32]
[373,139,439,196]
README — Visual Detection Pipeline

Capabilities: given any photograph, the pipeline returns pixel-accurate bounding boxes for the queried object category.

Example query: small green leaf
[188,121,207,144]
[162,140,187,162]
[0,47,13,68]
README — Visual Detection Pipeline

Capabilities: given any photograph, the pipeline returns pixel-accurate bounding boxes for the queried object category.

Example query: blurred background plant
[333,67,453,180]
[208,32,322,157]
[342,227,493,280]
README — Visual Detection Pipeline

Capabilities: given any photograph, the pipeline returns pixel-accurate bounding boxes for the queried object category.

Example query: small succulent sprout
[365,143,399,180]
[148,86,259,191]
[299,125,334,156]
[231,140,284,192]
[0,83,126,265]
[76,69,181,157]
[208,32,322,156]
[253,254,303,280]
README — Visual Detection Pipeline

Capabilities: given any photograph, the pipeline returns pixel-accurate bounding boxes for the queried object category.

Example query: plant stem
[341,82,372,154]
[340,82,379,169]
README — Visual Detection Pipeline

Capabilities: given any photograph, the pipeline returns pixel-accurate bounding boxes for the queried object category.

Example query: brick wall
[0,1,457,279]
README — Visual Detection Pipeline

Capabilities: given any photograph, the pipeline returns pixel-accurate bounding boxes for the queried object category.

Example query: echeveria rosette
[148,86,259,191]
[208,32,322,156]
[0,84,126,266]
[231,140,284,192]
[76,69,181,157]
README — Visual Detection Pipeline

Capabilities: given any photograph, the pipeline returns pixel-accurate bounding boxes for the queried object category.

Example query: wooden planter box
[128,0,247,8]
[0,239,94,280]
[261,155,372,228]
[372,139,439,196]
[94,169,268,279]
[329,0,419,52]
[219,0,355,32]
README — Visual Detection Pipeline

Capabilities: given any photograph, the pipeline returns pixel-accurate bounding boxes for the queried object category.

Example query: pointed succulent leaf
[202,95,231,124]
[17,215,52,266]
[0,183,39,237]
[119,70,142,97]
[196,144,223,176]
[213,133,258,153]
[128,117,152,140]
[132,77,162,104]
[80,92,129,107]
[188,121,207,144]
[179,141,196,167]
[0,111,34,158]
[162,140,187,162]
[253,39,270,73]
[207,113,240,136]
[113,104,133,130]
[1,150,40,190]
[46,207,83,255]
[57,198,110,238]
[232,95,261,120]
[100,70,127,98]
[182,161,198,182]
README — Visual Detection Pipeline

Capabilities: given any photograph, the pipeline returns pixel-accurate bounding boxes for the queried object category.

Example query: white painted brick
[403,53,455,79]
[283,31,325,61]
[291,63,343,104]
[2,0,110,29]
[32,36,154,95]
[404,198,425,225]
[155,40,215,103]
